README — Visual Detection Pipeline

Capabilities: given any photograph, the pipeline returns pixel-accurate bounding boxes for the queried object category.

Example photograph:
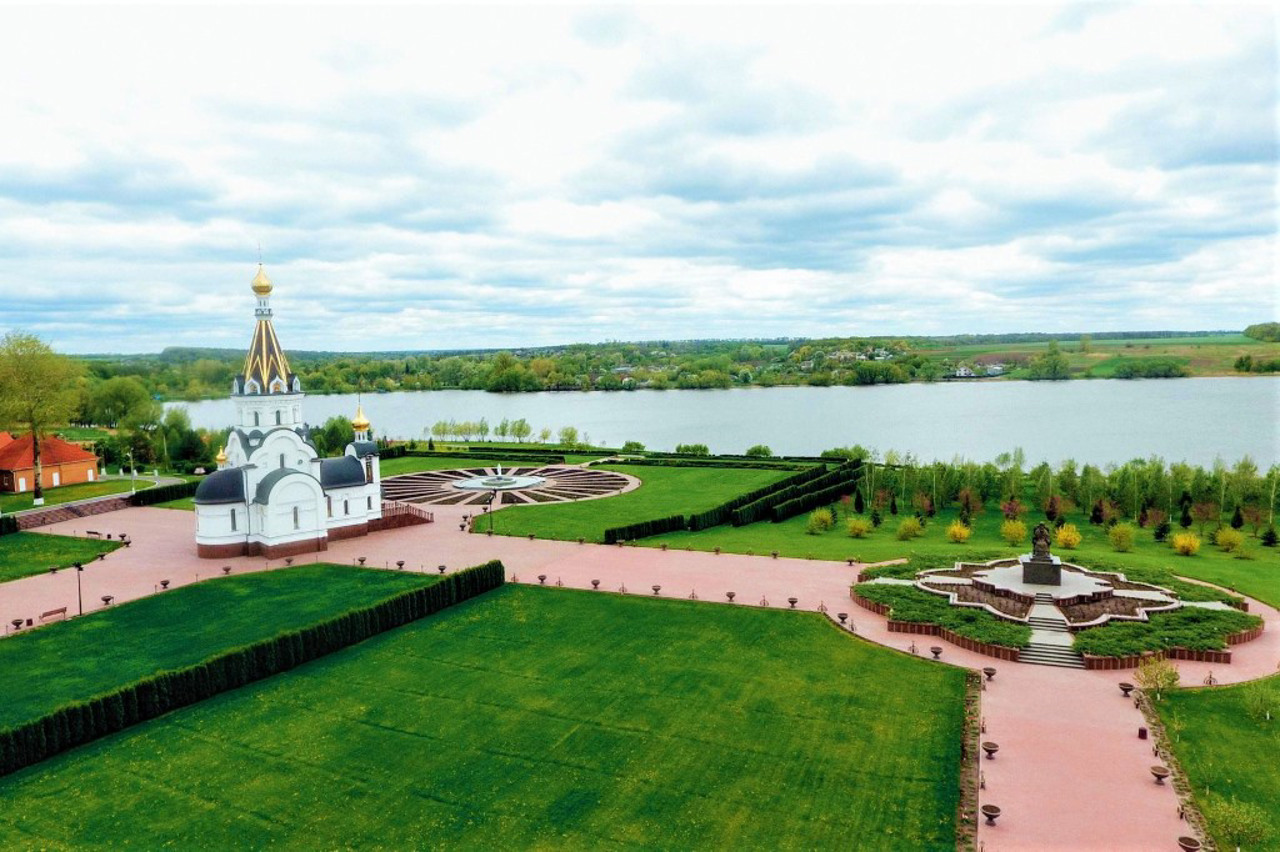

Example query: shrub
[847,518,872,538]
[1108,523,1135,553]
[852,584,1031,648]
[1000,498,1026,520]
[1263,527,1279,547]
[620,440,645,453]
[674,443,710,455]
[1172,532,1201,556]
[1054,523,1082,549]
[945,521,971,543]
[744,444,773,458]
[806,508,835,535]
[895,517,923,540]
[603,514,687,544]
[1074,607,1260,659]
[1000,519,1026,546]
[1153,520,1171,542]
[1215,527,1245,554]
[1134,656,1180,700]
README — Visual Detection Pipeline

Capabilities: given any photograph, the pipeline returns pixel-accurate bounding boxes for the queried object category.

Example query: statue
[1032,522,1052,559]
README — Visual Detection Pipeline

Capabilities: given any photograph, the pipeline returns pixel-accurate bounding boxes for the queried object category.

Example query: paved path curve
[2,505,1276,851]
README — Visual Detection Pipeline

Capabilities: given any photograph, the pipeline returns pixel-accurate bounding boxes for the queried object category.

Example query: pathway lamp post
[127,451,136,495]
[51,561,86,615]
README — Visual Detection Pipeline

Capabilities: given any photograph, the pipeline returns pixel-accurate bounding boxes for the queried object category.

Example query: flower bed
[852,584,1031,649]
[1073,607,1262,659]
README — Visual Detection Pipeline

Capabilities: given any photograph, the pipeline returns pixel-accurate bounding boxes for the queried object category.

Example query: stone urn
[837,613,848,625]
[652,585,662,596]
[537,574,547,585]
[160,580,170,589]
[983,667,997,681]
[396,561,405,570]
[1176,837,1201,852]
[981,804,1001,825]
[788,597,798,609]
[930,646,943,660]
[1119,682,1135,698]
[1150,765,1170,785]
[591,579,600,589]
[726,591,736,602]
[982,742,999,760]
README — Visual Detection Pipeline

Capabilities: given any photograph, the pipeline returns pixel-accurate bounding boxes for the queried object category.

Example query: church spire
[237,264,297,396]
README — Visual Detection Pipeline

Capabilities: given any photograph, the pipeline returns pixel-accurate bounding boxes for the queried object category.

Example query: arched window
[367,496,372,510]
[293,506,300,530]
[253,411,260,427]
[230,509,237,531]
[343,499,349,515]
[279,453,286,469]
[275,410,281,426]
[326,496,332,518]
[365,458,373,483]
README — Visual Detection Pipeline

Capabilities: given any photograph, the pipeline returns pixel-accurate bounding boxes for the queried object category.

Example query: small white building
[193,266,384,559]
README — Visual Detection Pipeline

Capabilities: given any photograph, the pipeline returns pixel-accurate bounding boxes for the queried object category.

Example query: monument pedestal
[1020,554,1062,586]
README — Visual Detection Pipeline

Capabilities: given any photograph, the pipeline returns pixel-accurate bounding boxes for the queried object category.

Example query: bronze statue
[1032,522,1052,559]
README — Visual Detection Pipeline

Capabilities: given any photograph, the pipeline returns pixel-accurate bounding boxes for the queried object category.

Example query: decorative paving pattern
[380,465,633,507]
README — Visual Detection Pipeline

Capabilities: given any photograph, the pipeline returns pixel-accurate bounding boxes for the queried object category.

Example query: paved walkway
[2,505,1277,851]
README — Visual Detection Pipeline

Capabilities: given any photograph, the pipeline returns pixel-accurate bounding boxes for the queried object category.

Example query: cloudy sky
[0,3,1274,354]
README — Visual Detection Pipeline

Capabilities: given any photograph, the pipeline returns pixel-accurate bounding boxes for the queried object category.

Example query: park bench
[40,607,67,622]
[85,530,102,538]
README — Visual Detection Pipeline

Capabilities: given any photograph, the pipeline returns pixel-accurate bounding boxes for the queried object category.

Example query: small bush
[1054,523,1082,549]
[1215,527,1245,553]
[1000,519,1026,546]
[895,517,923,541]
[806,508,835,535]
[1153,520,1171,542]
[1108,523,1136,553]
[1172,532,1201,556]
[847,518,872,538]
[945,521,971,543]
[1263,526,1279,547]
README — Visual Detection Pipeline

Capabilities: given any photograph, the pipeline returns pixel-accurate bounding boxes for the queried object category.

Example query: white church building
[194,265,390,559]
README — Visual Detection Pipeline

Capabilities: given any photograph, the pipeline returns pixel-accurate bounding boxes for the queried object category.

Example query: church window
[367,496,372,510]
[326,496,332,518]
[293,506,300,530]
[253,411,260,427]
[365,458,373,483]
[275,410,281,425]
[230,509,237,531]
[343,499,349,515]
[279,453,286,469]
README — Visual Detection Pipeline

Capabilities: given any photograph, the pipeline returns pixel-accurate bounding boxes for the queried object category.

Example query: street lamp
[489,489,498,533]
[126,451,136,495]
[50,561,85,616]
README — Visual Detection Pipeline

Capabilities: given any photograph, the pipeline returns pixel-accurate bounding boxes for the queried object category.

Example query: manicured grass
[54,427,111,442]
[0,585,967,849]
[0,532,121,585]
[1157,677,1280,849]
[153,496,195,510]
[0,564,437,731]
[0,479,156,514]
[379,455,543,476]
[485,464,794,542]
[1072,607,1261,657]
[643,506,1280,607]
[854,583,1032,648]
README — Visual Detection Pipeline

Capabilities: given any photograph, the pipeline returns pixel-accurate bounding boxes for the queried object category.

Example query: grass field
[0,532,122,585]
[0,585,967,849]
[644,505,1280,607]
[0,563,437,731]
[484,463,794,542]
[153,496,195,510]
[379,455,554,477]
[0,479,156,514]
[1157,677,1280,848]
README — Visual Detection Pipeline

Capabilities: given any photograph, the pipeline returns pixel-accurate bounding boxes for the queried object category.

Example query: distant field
[483,463,794,542]
[0,585,967,849]
[0,532,122,585]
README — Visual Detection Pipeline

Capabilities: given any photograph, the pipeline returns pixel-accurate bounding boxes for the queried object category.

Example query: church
[193,266,385,558]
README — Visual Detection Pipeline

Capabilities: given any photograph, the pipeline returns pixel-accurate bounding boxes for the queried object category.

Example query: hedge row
[640,450,832,464]
[616,458,808,471]
[0,560,505,778]
[730,462,862,526]
[403,450,567,465]
[0,515,17,537]
[603,514,687,545]
[769,475,866,523]
[686,464,830,531]
[129,481,199,507]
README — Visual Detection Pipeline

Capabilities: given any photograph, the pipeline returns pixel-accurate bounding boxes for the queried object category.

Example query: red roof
[0,434,98,472]
[0,432,12,448]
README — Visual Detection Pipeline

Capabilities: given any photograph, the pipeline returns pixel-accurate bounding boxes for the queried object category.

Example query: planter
[537,575,547,585]
[591,580,600,589]
[930,646,943,660]
[982,742,999,760]
[652,585,662,596]
[788,597,798,609]
[1176,837,1201,852]
[726,592,736,602]
[1119,682,1135,697]
[837,613,848,625]
[981,804,1001,825]
[983,667,997,681]
[1150,765,1170,785]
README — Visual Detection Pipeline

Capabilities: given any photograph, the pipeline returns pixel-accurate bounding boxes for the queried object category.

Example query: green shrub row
[602,514,688,545]
[639,450,832,464]
[686,464,830,531]
[616,458,807,471]
[130,481,199,507]
[1073,607,1261,657]
[0,515,17,537]
[1071,559,1242,606]
[853,583,1032,648]
[730,462,861,526]
[858,551,1009,581]
[769,475,865,523]
[0,561,505,777]
[403,450,567,465]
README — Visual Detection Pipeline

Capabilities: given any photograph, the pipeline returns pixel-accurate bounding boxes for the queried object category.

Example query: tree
[495,418,510,440]
[1134,656,1179,700]
[538,427,552,443]
[675,443,710,455]
[509,418,532,442]
[744,444,773,458]
[89,376,153,427]
[557,426,579,447]
[1027,341,1070,380]
[0,332,82,505]
[621,440,645,453]
[1231,505,1244,529]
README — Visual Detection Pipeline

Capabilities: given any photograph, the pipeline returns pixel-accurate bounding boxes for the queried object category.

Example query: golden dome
[251,265,273,296]
[351,405,370,431]
[215,445,227,464]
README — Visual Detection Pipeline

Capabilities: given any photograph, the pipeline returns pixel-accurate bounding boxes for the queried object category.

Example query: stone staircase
[1021,592,1086,669]
[15,496,134,530]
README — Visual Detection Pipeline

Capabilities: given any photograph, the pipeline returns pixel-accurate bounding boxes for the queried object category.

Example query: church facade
[193,266,384,559]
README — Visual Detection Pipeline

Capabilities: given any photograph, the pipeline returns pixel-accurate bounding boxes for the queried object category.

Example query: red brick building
[0,432,100,493]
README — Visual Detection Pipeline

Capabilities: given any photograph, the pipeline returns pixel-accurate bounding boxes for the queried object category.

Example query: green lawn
[484,463,794,542]
[1157,677,1280,848]
[153,496,195,510]
[379,455,549,476]
[0,532,122,585]
[0,479,156,514]
[0,585,967,849]
[643,505,1280,607]
[0,563,437,731]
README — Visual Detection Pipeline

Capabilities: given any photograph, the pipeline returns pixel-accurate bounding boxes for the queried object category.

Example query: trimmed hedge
[686,464,829,531]
[0,515,17,537]
[728,462,862,526]
[853,583,1032,649]
[0,560,505,777]
[603,514,687,545]
[403,450,567,465]
[615,458,806,471]
[130,481,199,507]
[1073,606,1262,658]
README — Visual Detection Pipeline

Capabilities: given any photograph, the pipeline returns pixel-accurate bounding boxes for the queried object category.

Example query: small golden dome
[215,445,227,464]
[351,405,370,431]
[251,265,273,296]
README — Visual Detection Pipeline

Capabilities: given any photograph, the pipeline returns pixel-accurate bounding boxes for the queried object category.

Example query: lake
[173,377,1280,468]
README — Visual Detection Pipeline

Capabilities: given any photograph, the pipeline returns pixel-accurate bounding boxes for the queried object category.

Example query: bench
[40,607,68,622]
[85,530,102,538]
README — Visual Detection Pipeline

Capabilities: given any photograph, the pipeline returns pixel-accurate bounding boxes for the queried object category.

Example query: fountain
[453,463,548,492]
